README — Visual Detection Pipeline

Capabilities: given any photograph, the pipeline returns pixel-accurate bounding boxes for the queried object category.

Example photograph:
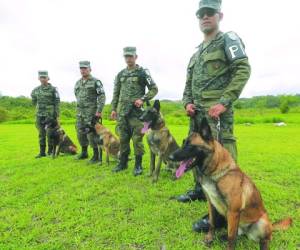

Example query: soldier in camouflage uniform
[75,61,106,164]
[111,47,158,176]
[31,71,60,158]
[177,0,251,232]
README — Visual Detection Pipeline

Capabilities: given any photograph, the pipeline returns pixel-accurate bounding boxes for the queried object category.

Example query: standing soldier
[111,47,158,176]
[75,61,106,164]
[177,0,251,233]
[31,71,60,158]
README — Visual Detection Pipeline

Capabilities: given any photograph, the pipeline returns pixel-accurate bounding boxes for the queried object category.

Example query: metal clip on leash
[216,117,221,144]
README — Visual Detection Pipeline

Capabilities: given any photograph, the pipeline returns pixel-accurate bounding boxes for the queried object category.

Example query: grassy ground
[0,123,299,250]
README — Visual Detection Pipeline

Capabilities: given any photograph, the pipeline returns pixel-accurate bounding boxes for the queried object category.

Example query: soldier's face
[80,67,91,77]
[198,8,223,34]
[39,77,49,84]
[125,55,137,67]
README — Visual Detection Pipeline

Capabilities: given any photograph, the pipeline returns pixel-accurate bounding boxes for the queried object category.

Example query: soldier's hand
[95,112,102,118]
[134,99,144,108]
[111,111,117,120]
[208,104,227,119]
[186,104,196,117]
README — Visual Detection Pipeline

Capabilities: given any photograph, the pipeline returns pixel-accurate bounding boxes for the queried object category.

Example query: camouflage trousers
[190,108,237,182]
[76,115,99,148]
[117,114,145,156]
[35,116,52,147]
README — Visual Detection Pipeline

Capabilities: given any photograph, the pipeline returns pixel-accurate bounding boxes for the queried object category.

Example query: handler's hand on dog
[134,99,144,108]
[186,103,196,117]
[95,112,102,118]
[110,111,117,120]
[208,104,227,119]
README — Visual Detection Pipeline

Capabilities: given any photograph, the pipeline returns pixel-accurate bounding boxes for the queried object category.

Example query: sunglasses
[197,8,217,19]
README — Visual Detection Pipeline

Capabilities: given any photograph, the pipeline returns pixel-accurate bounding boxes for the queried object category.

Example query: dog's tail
[272,217,292,231]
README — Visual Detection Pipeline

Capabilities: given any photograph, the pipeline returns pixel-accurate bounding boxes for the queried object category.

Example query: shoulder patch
[144,68,151,77]
[224,32,247,62]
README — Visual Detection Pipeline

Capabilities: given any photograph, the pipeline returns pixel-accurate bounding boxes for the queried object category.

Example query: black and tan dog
[169,118,292,250]
[80,116,120,165]
[44,117,77,158]
[140,100,180,183]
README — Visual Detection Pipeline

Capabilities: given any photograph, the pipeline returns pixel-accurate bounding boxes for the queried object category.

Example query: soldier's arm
[31,89,37,106]
[141,69,158,102]
[53,87,60,117]
[111,74,121,112]
[220,32,251,107]
[182,56,195,108]
[219,58,251,107]
[95,80,106,113]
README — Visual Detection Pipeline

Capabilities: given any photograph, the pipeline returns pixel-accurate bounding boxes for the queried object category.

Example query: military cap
[123,47,137,56]
[79,61,91,68]
[196,0,222,16]
[38,71,49,78]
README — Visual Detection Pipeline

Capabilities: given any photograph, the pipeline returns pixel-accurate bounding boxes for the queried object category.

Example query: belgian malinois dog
[44,117,77,158]
[169,117,292,250]
[140,100,180,183]
[80,116,120,165]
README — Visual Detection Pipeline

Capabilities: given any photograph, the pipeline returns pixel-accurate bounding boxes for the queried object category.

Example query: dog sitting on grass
[80,116,120,165]
[44,117,77,158]
[169,117,292,250]
[140,100,180,183]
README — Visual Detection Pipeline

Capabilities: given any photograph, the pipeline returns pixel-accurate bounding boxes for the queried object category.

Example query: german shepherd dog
[169,118,292,250]
[80,116,120,165]
[140,100,180,183]
[44,117,77,158]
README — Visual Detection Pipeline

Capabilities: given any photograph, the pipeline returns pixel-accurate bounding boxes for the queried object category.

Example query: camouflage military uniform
[183,31,251,161]
[111,65,158,156]
[31,71,60,156]
[75,72,106,148]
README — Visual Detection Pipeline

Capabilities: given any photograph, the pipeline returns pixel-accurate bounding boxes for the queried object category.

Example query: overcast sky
[1,0,299,102]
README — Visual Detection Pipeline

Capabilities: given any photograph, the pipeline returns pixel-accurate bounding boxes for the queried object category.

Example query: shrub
[0,107,9,122]
[280,100,290,114]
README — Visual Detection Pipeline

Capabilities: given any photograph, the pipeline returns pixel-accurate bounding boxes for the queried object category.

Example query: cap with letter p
[79,61,91,68]
[38,70,49,78]
[123,47,137,57]
[196,0,222,16]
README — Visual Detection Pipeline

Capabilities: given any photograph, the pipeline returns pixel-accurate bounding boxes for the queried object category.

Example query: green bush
[280,100,290,114]
[0,107,9,122]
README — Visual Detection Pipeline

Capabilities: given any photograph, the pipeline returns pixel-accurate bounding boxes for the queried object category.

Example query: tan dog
[140,100,180,183]
[94,123,120,165]
[170,118,292,250]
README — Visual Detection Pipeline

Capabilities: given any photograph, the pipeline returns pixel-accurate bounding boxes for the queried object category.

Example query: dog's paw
[152,176,158,183]
[203,234,214,246]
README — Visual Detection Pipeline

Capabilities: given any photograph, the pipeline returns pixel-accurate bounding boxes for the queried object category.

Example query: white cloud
[0,0,299,101]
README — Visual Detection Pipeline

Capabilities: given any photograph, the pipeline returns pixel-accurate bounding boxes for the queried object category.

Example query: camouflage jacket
[111,65,158,116]
[182,31,251,110]
[31,83,60,117]
[74,75,106,116]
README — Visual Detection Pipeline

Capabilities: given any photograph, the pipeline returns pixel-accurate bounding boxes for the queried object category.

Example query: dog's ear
[153,100,160,112]
[199,118,213,142]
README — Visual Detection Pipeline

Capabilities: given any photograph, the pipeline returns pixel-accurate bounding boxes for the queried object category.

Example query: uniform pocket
[203,50,227,77]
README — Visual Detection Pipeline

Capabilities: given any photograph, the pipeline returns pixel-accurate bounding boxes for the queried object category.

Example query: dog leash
[216,117,223,145]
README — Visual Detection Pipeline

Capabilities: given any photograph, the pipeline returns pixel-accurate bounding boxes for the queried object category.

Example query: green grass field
[0,123,299,250]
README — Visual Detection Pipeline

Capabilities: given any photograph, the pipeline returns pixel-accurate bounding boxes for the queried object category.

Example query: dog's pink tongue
[176,159,193,179]
[141,122,150,134]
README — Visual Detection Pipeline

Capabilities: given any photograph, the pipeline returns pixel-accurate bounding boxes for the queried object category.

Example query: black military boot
[192,212,227,233]
[133,155,143,176]
[88,147,99,164]
[35,145,46,158]
[112,152,129,173]
[175,182,206,203]
[47,144,53,156]
[76,146,88,160]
